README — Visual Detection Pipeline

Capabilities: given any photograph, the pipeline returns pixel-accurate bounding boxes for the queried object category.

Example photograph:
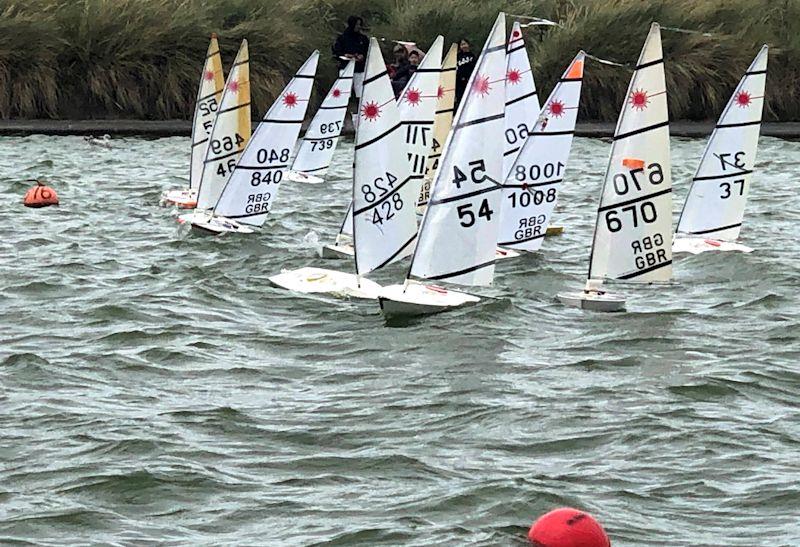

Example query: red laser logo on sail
[361,101,381,122]
[629,88,649,110]
[204,70,215,81]
[437,85,445,99]
[227,80,240,93]
[511,29,521,40]
[283,92,298,108]
[332,88,342,98]
[548,100,565,117]
[736,90,752,108]
[507,69,522,85]
[473,74,491,97]
[405,88,421,106]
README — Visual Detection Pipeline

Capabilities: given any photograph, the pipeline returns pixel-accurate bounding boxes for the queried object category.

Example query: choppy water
[1,134,799,546]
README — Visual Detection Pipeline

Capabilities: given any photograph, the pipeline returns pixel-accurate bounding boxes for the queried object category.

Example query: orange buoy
[23,180,59,208]
[528,508,610,546]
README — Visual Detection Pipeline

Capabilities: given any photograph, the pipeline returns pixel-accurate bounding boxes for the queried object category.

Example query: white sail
[398,36,444,182]
[195,40,252,212]
[190,33,225,190]
[418,43,458,210]
[407,12,507,286]
[498,52,585,251]
[338,202,353,239]
[352,37,421,275]
[213,51,320,226]
[588,23,672,282]
[290,61,354,176]
[503,21,540,178]
[676,45,768,241]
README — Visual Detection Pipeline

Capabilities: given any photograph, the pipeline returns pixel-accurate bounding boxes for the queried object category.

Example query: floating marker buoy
[528,508,610,546]
[23,180,59,208]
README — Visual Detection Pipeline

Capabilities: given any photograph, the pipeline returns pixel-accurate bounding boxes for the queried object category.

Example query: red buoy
[23,180,59,208]
[528,508,610,546]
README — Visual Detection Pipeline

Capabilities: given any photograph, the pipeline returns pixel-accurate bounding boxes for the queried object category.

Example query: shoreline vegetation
[1,0,798,123]
[3,119,800,139]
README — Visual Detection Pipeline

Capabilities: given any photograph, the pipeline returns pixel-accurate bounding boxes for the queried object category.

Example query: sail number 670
[605,201,658,232]
[613,162,664,195]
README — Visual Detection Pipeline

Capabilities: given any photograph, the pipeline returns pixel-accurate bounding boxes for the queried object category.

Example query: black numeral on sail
[605,201,658,232]
[371,194,404,225]
[210,133,245,155]
[613,162,663,195]
[508,188,556,207]
[310,139,334,152]
[319,121,342,135]
[717,151,745,171]
[514,162,564,182]
[198,98,218,116]
[505,123,529,145]
[457,199,494,227]
[362,171,399,207]
[452,160,487,188]
[251,170,283,186]
[256,148,290,163]
[720,179,745,199]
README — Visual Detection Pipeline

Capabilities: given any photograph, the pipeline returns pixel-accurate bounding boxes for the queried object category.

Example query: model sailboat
[287,60,355,184]
[558,23,671,312]
[379,12,507,317]
[674,45,768,254]
[189,51,320,234]
[269,38,422,299]
[179,39,252,226]
[162,33,225,208]
[497,52,585,251]
[319,36,444,260]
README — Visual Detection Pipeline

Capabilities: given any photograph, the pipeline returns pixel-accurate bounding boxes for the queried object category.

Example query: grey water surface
[1,135,798,546]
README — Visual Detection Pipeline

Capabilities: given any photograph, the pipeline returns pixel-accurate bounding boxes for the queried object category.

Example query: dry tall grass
[0,0,796,121]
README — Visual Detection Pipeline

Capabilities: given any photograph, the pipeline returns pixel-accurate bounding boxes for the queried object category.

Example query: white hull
[379,282,480,318]
[268,267,382,299]
[319,243,354,259]
[673,237,753,255]
[161,188,197,209]
[189,215,255,235]
[287,170,325,184]
[557,290,626,312]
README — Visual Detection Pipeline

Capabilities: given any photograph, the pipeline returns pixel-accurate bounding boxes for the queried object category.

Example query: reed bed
[0,0,797,121]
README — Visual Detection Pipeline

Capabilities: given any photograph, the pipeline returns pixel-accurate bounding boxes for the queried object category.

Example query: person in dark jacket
[389,44,413,99]
[332,16,369,98]
[455,38,477,109]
